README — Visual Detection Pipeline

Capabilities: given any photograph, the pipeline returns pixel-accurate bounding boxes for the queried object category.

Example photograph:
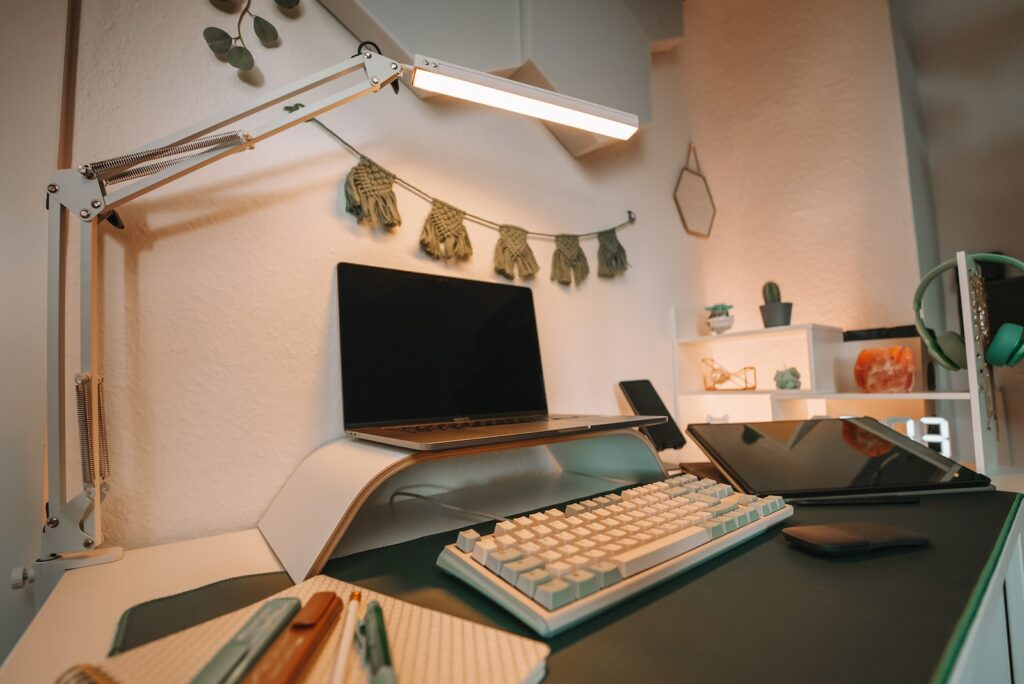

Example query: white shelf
[676,323,843,345]
[678,390,971,401]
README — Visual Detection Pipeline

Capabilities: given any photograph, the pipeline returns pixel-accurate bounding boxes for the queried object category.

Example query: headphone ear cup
[937,331,967,370]
[986,323,1024,367]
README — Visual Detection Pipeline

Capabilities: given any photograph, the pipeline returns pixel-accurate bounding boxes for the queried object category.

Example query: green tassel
[494,225,539,280]
[597,228,628,277]
[420,200,473,260]
[344,156,401,230]
[551,234,589,285]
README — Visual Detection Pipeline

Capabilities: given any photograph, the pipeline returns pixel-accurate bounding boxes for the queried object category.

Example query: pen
[329,591,362,684]
[360,600,397,684]
[788,496,920,506]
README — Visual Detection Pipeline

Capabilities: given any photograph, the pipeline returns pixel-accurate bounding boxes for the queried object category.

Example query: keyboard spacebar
[612,526,713,577]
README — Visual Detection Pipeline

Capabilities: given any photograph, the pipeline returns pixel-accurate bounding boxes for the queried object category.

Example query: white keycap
[516,568,551,597]
[529,512,549,524]
[544,509,565,519]
[565,503,586,516]
[534,579,575,610]
[549,520,569,532]
[472,537,497,565]
[487,548,522,574]
[611,525,712,577]
[495,535,517,549]
[456,529,480,553]
[513,516,532,528]
[501,555,543,584]
[565,570,601,599]
[538,536,559,550]
[546,561,572,577]
[555,531,576,544]
[495,521,517,534]
[539,550,562,564]
[518,541,542,556]
[533,524,552,537]
[513,529,535,543]
[565,554,589,570]
[561,544,580,557]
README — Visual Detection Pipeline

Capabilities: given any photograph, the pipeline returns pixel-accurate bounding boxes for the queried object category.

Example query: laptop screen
[337,263,548,428]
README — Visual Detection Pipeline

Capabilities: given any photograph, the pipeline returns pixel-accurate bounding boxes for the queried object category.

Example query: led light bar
[411,55,639,140]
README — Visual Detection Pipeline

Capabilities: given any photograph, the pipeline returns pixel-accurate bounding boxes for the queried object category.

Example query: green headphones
[913,252,1024,371]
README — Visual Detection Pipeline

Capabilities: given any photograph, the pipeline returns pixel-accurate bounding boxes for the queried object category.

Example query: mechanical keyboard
[436,475,793,637]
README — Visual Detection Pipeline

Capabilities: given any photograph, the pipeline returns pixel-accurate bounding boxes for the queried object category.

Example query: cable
[388,489,510,523]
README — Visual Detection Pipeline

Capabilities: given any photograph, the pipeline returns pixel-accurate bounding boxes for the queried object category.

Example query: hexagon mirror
[674,144,716,238]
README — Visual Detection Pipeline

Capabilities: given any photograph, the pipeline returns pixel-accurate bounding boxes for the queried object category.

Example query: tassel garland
[420,200,473,260]
[344,156,402,229]
[597,228,629,277]
[494,225,539,280]
[551,234,589,285]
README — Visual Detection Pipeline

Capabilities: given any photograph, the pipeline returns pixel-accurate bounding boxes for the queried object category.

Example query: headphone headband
[913,253,1024,368]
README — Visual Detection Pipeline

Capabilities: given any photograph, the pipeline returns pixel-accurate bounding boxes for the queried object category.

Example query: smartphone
[618,379,686,450]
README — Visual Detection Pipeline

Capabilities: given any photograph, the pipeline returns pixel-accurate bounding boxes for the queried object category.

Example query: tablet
[685,418,991,498]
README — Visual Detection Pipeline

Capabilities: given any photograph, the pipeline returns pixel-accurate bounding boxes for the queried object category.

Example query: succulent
[704,303,733,318]
[762,281,781,304]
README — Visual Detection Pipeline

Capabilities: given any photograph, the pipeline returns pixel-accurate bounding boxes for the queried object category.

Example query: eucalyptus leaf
[227,45,255,71]
[274,0,300,8]
[253,16,278,43]
[203,26,233,54]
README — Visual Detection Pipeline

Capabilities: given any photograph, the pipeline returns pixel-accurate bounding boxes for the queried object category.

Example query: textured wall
[679,0,920,333]
[66,0,699,550]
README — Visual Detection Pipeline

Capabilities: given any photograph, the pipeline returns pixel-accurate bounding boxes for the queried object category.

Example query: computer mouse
[782,522,930,556]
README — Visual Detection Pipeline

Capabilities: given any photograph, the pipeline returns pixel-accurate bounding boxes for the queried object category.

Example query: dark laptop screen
[337,263,548,427]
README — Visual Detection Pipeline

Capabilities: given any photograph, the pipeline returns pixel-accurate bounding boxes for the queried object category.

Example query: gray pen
[359,600,397,684]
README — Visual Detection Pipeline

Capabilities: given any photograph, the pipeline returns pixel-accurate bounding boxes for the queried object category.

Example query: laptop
[337,263,664,451]
[686,418,992,499]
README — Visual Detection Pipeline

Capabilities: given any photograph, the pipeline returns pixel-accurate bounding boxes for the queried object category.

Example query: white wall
[0,1,68,660]
[62,0,700,551]
[679,0,920,333]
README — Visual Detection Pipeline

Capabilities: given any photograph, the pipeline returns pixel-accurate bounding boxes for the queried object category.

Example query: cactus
[762,281,781,304]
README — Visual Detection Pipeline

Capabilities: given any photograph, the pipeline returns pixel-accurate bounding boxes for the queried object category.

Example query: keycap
[501,556,544,584]
[707,501,737,517]
[565,503,586,516]
[555,531,576,544]
[565,570,601,599]
[495,521,517,534]
[611,525,712,577]
[546,561,572,577]
[534,579,575,610]
[472,537,498,565]
[529,512,549,524]
[564,554,589,570]
[537,536,559,550]
[513,529,535,543]
[561,544,580,557]
[486,548,522,574]
[533,524,552,537]
[549,520,569,532]
[516,569,552,597]
[544,509,565,519]
[588,561,623,588]
[513,516,532,528]
[519,541,542,556]
[456,529,480,553]
[495,534,517,549]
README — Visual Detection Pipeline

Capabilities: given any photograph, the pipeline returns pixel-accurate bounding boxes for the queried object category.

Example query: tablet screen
[686,418,990,496]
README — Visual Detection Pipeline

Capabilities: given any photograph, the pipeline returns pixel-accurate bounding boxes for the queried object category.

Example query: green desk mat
[112,491,1020,683]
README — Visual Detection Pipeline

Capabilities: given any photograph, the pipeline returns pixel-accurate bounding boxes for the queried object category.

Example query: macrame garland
[344,156,402,230]
[494,225,540,280]
[420,200,473,260]
[597,228,629,278]
[551,234,589,285]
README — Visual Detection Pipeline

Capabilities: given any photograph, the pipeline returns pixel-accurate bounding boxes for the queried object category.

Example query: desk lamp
[11,48,639,605]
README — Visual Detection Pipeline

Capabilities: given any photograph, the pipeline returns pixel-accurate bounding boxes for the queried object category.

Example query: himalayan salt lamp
[854,346,915,393]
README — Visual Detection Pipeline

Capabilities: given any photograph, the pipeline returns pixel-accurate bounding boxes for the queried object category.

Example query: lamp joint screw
[364,51,372,58]
[79,209,91,219]
[83,539,95,549]
[371,77,379,84]
[431,61,438,67]
[78,165,94,178]
[47,184,58,193]
[46,517,59,528]
[423,59,430,65]
[391,63,398,70]
[91,200,101,209]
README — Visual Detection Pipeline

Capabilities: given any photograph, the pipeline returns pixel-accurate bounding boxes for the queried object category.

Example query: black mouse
[783,522,930,556]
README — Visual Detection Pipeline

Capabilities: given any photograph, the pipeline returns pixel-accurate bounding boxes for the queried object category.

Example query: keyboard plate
[437,503,793,637]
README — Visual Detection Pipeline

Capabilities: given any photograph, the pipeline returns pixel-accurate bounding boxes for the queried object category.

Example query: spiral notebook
[57,575,549,684]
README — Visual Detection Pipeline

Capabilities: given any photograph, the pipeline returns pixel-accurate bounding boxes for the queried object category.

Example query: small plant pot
[760,302,792,328]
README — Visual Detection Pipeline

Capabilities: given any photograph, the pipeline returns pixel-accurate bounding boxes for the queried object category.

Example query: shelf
[676,323,843,345]
[678,390,971,401]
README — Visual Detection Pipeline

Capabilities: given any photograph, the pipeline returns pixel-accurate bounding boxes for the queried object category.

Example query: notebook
[338,263,663,451]
[57,575,549,684]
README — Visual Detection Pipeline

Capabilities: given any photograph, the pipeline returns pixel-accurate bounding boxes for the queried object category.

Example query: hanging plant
[203,0,300,73]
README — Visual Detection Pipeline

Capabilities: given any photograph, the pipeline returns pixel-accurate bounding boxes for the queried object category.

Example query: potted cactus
[760,281,793,327]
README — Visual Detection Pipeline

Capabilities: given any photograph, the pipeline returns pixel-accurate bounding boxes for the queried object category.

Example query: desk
[3,493,1021,683]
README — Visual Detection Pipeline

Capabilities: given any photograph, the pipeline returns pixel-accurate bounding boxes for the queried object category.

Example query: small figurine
[774,367,802,390]
[704,303,734,334]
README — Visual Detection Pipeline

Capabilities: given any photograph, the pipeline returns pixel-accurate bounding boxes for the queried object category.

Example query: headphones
[913,252,1024,371]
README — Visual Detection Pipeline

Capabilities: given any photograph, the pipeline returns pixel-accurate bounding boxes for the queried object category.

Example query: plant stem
[234,0,253,48]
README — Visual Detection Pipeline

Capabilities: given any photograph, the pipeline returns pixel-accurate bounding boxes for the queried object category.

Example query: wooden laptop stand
[258,429,666,582]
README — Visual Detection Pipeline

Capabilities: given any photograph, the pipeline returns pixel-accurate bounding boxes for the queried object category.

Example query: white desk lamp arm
[21,51,403,600]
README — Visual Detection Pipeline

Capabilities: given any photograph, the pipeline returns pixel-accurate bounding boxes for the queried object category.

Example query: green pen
[358,600,397,684]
